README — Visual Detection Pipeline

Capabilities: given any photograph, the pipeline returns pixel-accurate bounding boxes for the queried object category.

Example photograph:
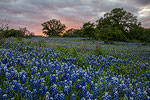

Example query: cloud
[134,0,150,6]
[0,0,150,35]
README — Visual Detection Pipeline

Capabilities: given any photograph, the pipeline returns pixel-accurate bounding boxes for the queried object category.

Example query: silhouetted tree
[19,27,34,37]
[0,19,10,31]
[143,28,150,42]
[95,26,123,42]
[82,21,95,38]
[66,28,76,35]
[41,19,66,37]
[63,28,78,37]
[0,19,10,40]
[96,8,140,40]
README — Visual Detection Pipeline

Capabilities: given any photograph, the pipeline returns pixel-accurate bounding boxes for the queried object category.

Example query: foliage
[41,19,66,37]
[63,28,79,37]
[73,29,83,36]
[0,20,34,40]
[94,44,103,56]
[143,28,150,42]
[96,8,141,41]
[95,26,124,42]
[96,8,138,33]
[66,28,76,35]
[81,21,96,38]
[19,27,34,38]
[0,29,24,40]
[62,8,150,43]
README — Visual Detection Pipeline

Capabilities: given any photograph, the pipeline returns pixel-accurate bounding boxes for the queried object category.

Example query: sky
[0,0,150,35]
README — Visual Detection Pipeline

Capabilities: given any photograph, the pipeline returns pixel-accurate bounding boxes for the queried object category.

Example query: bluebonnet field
[0,37,150,100]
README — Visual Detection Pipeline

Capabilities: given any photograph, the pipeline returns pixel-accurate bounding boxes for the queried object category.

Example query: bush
[94,44,103,56]
[0,29,24,39]
[0,38,5,46]
[95,26,124,42]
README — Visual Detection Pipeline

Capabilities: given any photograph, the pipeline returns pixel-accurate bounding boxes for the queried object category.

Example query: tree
[19,27,34,37]
[66,28,76,35]
[143,28,150,42]
[81,21,95,38]
[0,19,10,31]
[129,23,144,40]
[5,29,24,38]
[63,28,78,37]
[41,19,66,37]
[0,19,10,40]
[73,29,83,36]
[96,8,140,40]
[95,26,123,42]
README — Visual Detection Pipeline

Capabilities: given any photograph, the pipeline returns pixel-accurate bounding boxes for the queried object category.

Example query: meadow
[0,37,150,100]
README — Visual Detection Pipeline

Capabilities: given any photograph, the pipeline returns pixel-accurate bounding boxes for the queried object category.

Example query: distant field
[0,37,150,100]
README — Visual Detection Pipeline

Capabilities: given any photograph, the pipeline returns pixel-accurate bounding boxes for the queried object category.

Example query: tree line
[42,8,150,43]
[0,20,34,40]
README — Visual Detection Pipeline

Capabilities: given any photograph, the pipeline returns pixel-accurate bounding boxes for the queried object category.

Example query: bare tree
[0,19,10,40]
[0,19,10,31]
[19,27,34,36]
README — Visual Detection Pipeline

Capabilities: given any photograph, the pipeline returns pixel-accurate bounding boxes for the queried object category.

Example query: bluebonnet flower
[10,85,15,97]
[93,86,99,99]
[71,73,76,83]
[52,74,56,83]
[136,88,145,99]
[50,84,57,97]
[32,89,37,100]
[25,90,31,100]
[81,97,86,100]
[49,97,54,100]
[32,80,38,89]
[5,72,11,80]
[59,81,64,86]
[76,79,82,89]
[90,81,95,91]
[54,93,59,100]
[22,75,27,84]
[45,92,50,100]
[11,70,18,80]
[102,92,111,100]
[5,88,9,95]
[86,91,93,100]
[36,72,41,78]
[19,87,24,97]
[112,91,119,100]
[66,73,70,80]
[45,86,48,93]
[64,86,71,96]
[81,86,88,97]
[31,66,37,75]
[71,93,76,100]
[39,88,44,96]
[59,91,65,100]
[0,88,2,99]
[145,72,150,80]
[3,94,8,100]
[10,98,14,100]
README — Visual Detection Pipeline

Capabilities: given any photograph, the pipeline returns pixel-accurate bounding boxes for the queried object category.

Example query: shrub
[94,44,103,56]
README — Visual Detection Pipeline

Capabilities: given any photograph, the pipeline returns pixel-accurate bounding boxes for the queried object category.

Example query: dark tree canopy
[81,21,95,38]
[96,8,141,41]
[41,19,66,37]
[66,28,76,35]
[97,8,138,30]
